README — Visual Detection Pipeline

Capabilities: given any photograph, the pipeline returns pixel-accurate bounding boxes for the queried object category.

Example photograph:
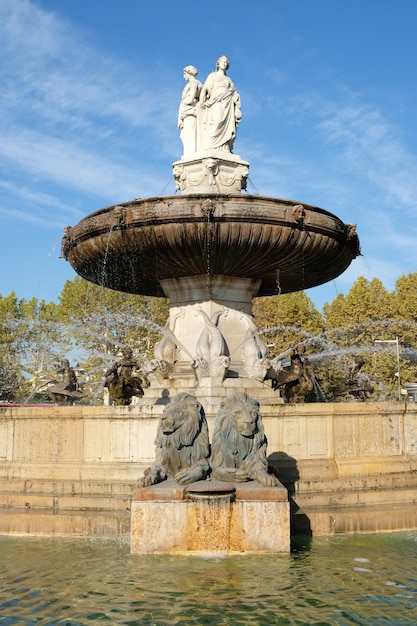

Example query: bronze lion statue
[138,392,210,486]
[210,392,279,487]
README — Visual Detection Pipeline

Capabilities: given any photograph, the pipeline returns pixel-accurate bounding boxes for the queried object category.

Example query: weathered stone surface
[131,479,290,554]
[173,154,249,194]
[1,402,417,539]
[64,195,360,298]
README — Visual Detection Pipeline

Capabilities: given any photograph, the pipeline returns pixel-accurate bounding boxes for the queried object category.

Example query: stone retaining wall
[1,401,416,537]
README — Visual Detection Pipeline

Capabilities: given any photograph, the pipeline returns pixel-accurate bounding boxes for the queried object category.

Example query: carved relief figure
[138,393,210,486]
[240,313,271,382]
[178,65,202,156]
[210,392,279,487]
[150,319,181,381]
[194,309,230,381]
[198,55,242,152]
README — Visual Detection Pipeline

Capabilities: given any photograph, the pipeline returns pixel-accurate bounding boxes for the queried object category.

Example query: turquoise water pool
[1,532,416,624]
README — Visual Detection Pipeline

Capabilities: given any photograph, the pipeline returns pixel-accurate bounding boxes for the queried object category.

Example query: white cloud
[0,124,167,203]
[317,103,417,213]
[0,0,176,169]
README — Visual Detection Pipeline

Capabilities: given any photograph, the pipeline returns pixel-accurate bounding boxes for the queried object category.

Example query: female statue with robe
[198,55,242,152]
[178,65,202,157]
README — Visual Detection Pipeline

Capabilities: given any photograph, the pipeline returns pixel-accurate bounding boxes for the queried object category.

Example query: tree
[390,273,417,345]
[322,277,415,400]
[55,277,169,400]
[323,277,392,343]
[0,292,69,402]
[388,273,417,390]
[253,291,325,358]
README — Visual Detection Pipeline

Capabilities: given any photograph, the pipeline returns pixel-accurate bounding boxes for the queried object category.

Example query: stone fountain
[62,56,360,553]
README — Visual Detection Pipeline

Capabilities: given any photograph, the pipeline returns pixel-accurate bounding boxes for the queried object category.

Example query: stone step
[293,485,417,509]
[0,491,131,512]
[292,502,417,537]
[0,507,130,538]
[0,477,135,497]
[293,472,417,494]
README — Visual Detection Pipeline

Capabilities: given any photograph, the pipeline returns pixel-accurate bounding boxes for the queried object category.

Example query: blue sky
[1,0,416,311]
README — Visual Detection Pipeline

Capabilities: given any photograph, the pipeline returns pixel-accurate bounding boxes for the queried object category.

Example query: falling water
[185,481,236,552]
[276,268,282,295]
[205,202,212,291]
[186,495,234,552]
[100,224,116,288]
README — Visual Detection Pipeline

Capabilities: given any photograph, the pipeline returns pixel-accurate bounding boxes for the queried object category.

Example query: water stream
[1,532,417,624]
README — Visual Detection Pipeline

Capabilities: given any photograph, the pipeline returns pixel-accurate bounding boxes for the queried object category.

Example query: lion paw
[253,471,280,487]
[137,467,166,487]
[175,466,205,485]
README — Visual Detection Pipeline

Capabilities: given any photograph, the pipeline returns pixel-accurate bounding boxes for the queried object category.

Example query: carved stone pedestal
[131,479,290,554]
[139,274,281,408]
[173,152,249,194]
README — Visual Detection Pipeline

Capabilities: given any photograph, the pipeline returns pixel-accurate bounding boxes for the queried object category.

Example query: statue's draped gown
[198,71,240,151]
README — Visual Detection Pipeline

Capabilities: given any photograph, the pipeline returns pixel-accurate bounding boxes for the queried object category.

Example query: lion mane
[210,392,279,487]
[138,392,210,486]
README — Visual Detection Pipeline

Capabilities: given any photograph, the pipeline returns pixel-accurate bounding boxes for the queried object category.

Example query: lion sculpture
[210,392,279,487]
[138,392,210,487]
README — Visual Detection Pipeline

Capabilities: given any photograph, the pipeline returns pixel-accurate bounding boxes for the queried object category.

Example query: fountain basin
[63,194,360,297]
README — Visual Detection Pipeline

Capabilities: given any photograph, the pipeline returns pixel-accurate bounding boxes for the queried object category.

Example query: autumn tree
[0,292,22,400]
[388,273,417,391]
[322,276,417,400]
[253,291,325,357]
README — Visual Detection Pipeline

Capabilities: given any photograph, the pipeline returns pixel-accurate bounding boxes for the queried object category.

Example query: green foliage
[253,276,417,401]
[320,275,417,400]
[253,291,325,358]
[56,277,169,356]
[2,272,417,404]
[0,292,69,402]
[53,277,169,399]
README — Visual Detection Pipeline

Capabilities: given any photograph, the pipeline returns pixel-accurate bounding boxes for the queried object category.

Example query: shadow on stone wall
[268,451,312,539]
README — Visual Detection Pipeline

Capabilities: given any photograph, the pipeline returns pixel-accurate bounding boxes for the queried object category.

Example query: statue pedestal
[140,274,284,406]
[160,275,262,377]
[131,479,290,554]
[173,152,249,194]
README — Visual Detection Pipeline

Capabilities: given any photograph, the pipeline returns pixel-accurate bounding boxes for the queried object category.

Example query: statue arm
[184,81,201,105]
[199,85,209,105]
[233,91,242,122]
[199,73,213,105]
[178,81,202,128]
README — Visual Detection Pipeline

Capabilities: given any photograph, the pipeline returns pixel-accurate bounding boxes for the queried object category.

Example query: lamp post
[374,337,401,401]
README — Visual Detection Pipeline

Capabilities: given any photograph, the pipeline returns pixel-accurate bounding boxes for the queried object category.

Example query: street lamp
[374,337,401,401]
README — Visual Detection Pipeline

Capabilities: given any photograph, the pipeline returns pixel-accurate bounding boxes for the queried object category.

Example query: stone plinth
[173,153,249,194]
[159,274,265,380]
[131,479,290,554]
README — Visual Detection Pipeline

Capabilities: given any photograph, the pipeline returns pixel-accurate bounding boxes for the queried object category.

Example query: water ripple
[0,533,416,625]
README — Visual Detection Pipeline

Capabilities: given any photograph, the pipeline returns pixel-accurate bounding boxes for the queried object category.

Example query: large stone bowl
[62,194,360,297]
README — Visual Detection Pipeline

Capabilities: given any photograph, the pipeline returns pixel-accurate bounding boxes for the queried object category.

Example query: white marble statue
[178,65,202,156]
[198,55,242,152]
